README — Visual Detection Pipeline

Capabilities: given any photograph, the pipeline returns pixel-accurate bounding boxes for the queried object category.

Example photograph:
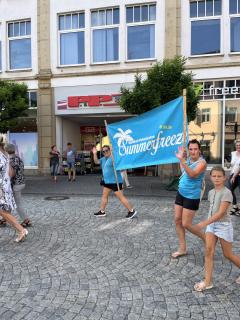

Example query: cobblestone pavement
[0,193,240,320]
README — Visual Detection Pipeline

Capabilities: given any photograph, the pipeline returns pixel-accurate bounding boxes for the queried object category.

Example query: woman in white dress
[228,140,240,215]
[0,138,28,242]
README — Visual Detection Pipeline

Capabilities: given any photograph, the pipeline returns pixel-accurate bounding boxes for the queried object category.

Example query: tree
[0,80,29,133]
[120,56,201,122]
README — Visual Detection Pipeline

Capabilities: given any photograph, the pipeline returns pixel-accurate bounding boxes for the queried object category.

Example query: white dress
[230,151,240,175]
[0,151,16,212]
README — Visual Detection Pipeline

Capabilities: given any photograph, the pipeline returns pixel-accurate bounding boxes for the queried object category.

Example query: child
[194,166,240,291]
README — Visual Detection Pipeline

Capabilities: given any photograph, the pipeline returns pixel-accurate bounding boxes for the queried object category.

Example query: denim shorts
[206,222,233,243]
[67,161,75,169]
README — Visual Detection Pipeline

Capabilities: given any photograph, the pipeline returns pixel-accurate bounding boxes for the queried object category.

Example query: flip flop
[21,220,32,228]
[194,281,213,292]
[171,251,187,258]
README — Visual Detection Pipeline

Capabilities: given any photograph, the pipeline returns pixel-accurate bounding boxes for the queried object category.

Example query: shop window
[226,107,237,123]
[126,4,156,60]
[201,108,210,122]
[190,0,221,55]
[230,1,240,52]
[189,100,223,164]
[59,12,85,65]
[8,20,31,70]
[91,8,119,63]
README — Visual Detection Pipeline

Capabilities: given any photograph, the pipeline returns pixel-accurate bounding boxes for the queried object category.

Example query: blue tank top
[178,158,205,199]
[100,157,122,184]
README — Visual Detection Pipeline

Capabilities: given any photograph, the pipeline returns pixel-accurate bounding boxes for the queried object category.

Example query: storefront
[54,82,133,155]
[189,78,240,167]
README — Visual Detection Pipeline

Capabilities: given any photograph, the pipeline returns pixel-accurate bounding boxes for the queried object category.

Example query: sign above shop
[80,126,105,134]
[57,94,121,110]
[209,85,240,96]
[195,79,240,100]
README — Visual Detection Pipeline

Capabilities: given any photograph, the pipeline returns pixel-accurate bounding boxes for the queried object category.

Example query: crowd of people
[0,138,29,242]
[0,137,239,291]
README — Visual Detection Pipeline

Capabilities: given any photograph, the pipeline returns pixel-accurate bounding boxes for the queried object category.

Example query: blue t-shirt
[66,148,76,163]
[100,156,123,184]
[178,158,205,199]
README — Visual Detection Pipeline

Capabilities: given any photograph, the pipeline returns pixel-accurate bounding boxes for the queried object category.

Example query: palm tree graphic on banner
[113,128,134,147]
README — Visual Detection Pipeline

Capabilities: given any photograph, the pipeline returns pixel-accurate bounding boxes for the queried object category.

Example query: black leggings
[228,174,240,205]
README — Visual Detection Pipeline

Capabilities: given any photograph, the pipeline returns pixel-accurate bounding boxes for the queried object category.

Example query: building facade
[0,0,239,172]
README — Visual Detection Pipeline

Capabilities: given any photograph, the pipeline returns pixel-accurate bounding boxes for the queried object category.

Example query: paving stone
[0,183,239,320]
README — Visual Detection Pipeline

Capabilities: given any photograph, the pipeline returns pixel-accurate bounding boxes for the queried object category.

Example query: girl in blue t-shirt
[92,146,137,219]
[172,139,207,259]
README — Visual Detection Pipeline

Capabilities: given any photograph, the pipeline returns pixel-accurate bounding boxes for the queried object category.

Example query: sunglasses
[102,149,109,153]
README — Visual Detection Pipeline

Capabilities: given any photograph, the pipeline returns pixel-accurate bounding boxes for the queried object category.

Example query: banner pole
[183,89,187,150]
[104,120,120,191]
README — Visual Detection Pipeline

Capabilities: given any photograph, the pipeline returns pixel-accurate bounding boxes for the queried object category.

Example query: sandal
[0,219,7,226]
[194,281,213,292]
[236,276,240,284]
[230,206,239,215]
[171,251,187,259]
[15,229,28,243]
[21,219,32,227]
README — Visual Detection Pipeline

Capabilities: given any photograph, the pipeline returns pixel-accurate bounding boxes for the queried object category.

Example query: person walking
[227,140,240,215]
[49,145,60,183]
[194,166,240,291]
[92,145,137,218]
[121,170,133,189]
[0,138,28,242]
[172,139,207,258]
[5,143,32,228]
[64,142,77,182]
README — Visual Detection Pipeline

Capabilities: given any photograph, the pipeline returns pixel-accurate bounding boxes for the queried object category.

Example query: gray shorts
[206,222,233,243]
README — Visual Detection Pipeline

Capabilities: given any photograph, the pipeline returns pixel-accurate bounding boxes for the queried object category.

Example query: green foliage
[120,56,201,122]
[0,80,29,133]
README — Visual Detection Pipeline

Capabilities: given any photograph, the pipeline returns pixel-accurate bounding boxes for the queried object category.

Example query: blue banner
[107,96,186,170]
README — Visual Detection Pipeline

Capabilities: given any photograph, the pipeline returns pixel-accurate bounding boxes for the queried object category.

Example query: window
[190,0,221,55]
[8,20,31,70]
[59,12,85,65]
[201,108,210,122]
[229,0,240,14]
[126,4,156,60]
[91,8,119,63]
[230,0,240,52]
[28,91,37,109]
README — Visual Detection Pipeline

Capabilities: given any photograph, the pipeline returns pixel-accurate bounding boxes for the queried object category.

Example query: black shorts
[175,192,200,211]
[103,183,123,192]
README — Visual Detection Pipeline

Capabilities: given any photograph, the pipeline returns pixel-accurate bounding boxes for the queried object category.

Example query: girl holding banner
[172,139,207,258]
[92,146,137,219]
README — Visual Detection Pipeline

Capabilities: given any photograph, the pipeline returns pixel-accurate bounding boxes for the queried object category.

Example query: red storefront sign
[80,126,106,134]
[68,94,121,108]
